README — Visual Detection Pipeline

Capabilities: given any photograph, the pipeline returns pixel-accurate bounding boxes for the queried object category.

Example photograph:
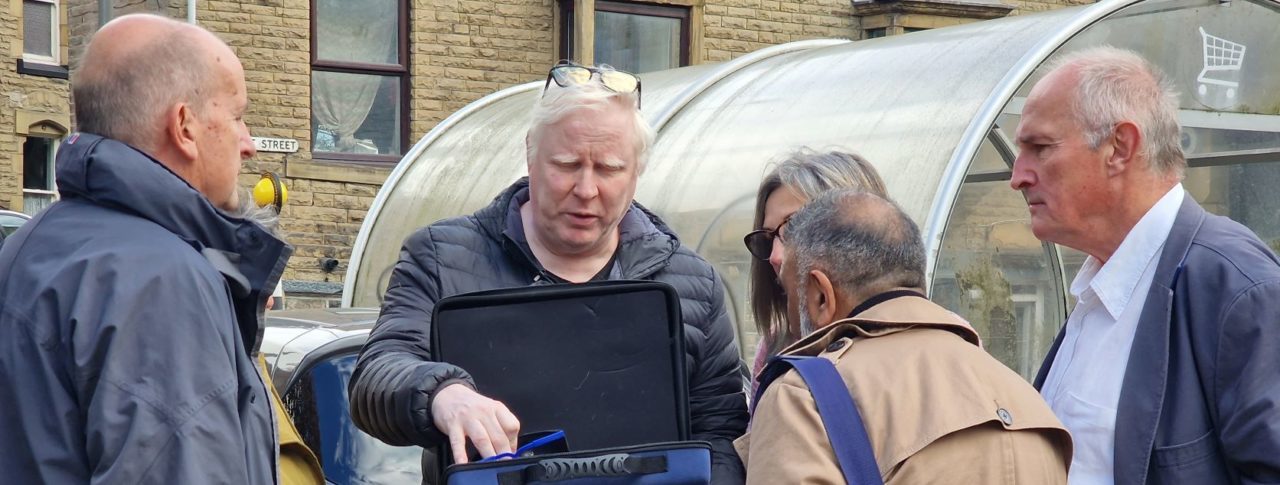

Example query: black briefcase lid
[431,280,690,453]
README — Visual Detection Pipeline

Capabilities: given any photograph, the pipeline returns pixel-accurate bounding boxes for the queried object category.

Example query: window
[310,0,408,162]
[560,1,691,74]
[22,136,58,216]
[22,0,58,65]
[282,352,423,482]
[930,134,1067,380]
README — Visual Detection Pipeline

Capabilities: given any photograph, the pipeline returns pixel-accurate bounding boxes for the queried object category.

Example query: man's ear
[1107,121,1141,176]
[166,103,200,164]
[805,269,838,330]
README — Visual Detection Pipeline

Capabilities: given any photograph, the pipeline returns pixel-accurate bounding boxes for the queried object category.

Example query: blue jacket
[0,134,291,484]
[1035,196,1280,484]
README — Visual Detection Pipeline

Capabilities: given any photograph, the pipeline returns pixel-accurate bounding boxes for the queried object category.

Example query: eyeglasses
[544,60,642,110]
[743,214,793,261]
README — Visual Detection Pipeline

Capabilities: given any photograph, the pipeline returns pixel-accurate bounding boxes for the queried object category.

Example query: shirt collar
[1070,184,1185,318]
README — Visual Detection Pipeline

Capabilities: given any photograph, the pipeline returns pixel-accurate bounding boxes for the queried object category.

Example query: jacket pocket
[1153,429,1221,469]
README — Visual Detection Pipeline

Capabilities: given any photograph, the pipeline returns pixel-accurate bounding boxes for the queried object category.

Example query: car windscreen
[0,214,28,237]
[285,353,423,484]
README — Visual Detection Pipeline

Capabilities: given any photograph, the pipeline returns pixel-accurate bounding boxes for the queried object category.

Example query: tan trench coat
[736,295,1072,484]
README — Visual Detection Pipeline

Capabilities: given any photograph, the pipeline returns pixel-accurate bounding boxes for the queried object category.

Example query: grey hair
[787,189,926,336]
[73,15,215,151]
[526,74,653,173]
[751,148,888,354]
[229,186,280,234]
[1047,46,1185,177]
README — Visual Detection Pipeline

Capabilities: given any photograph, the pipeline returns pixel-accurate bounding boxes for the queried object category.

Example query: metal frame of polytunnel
[923,0,1146,282]
[340,39,851,306]
[343,0,1280,309]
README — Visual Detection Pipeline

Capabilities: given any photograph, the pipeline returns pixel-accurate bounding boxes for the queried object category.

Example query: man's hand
[432,383,521,464]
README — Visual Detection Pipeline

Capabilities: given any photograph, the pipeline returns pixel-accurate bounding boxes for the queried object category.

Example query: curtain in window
[312,0,398,152]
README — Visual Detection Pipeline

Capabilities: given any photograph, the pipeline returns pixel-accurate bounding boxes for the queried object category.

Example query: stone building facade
[2,0,71,217]
[5,0,1079,307]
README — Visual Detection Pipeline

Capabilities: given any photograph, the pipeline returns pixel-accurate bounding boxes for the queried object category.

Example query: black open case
[431,280,691,467]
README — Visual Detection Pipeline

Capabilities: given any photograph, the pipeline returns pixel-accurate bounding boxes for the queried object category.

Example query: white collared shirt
[1040,184,1185,485]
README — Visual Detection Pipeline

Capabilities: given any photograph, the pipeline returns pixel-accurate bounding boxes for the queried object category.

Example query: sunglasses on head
[743,214,793,261]
[543,60,642,110]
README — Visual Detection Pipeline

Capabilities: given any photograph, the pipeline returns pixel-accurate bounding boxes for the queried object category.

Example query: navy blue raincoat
[0,134,291,484]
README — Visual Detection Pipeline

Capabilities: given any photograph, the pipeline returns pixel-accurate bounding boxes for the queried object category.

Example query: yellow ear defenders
[253,172,288,212]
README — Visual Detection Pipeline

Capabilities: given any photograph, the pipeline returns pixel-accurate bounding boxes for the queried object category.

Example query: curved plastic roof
[344,0,1280,314]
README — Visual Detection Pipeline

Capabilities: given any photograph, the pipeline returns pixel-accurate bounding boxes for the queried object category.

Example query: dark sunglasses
[743,214,793,261]
[543,60,642,110]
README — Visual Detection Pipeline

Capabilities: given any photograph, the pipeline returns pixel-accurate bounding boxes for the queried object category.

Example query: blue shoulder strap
[753,355,883,485]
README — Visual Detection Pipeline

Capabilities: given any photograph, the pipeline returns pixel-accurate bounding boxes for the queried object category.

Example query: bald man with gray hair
[0,14,290,484]
[1015,46,1280,484]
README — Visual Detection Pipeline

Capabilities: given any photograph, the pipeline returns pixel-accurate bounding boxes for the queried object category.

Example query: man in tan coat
[737,189,1072,484]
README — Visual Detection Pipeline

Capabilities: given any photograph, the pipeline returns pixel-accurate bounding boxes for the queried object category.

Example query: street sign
[253,137,299,153]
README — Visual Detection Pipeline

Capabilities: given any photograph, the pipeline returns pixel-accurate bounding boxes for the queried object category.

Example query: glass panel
[994,0,1280,314]
[932,176,1065,380]
[312,71,402,155]
[23,137,53,191]
[281,365,320,454]
[22,193,54,216]
[0,214,30,236]
[314,0,399,65]
[303,353,423,483]
[22,1,53,59]
[595,10,681,73]
[1186,158,1280,250]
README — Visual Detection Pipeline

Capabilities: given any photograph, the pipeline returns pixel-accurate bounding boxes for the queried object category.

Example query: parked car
[0,210,31,246]
[261,308,424,484]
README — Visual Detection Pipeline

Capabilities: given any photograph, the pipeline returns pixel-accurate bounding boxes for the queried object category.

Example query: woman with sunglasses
[743,149,888,389]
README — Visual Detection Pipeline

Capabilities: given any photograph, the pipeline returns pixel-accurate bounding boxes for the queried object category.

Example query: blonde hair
[526,77,653,173]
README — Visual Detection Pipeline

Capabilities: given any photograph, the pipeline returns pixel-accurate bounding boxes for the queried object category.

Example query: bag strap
[753,355,883,485]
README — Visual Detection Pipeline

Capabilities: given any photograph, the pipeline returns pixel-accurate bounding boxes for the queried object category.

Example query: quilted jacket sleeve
[680,255,749,484]
[348,227,475,447]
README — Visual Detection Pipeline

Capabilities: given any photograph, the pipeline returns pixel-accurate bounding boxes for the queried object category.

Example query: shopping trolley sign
[1197,26,1247,100]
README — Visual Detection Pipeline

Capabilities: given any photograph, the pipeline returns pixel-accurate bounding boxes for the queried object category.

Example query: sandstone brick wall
[1009,0,1096,14]
[409,0,556,137]
[704,0,857,63]
[2,0,72,213]
[0,9,19,212]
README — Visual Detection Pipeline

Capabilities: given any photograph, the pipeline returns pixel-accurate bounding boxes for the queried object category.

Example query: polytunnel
[344,0,1280,380]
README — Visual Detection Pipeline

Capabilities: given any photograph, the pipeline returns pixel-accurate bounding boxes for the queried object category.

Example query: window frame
[21,134,60,215]
[21,0,60,66]
[559,0,692,70]
[308,0,411,165]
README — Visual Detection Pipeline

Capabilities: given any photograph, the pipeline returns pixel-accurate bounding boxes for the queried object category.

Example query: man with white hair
[349,61,748,483]
[1014,46,1280,483]
[0,14,289,483]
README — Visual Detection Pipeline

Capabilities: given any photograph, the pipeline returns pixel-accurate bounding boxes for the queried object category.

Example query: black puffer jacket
[349,178,747,483]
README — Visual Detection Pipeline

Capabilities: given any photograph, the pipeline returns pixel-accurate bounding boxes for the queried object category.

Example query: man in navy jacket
[1013,46,1280,484]
[0,15,288,484]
